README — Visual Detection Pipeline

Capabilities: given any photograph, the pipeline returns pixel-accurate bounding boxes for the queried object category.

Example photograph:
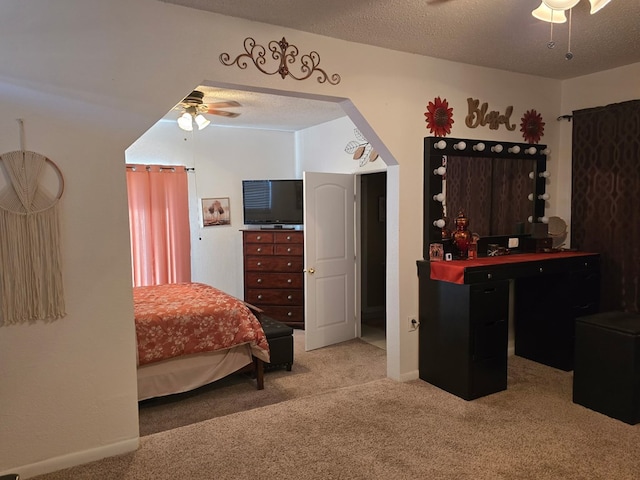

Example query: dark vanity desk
[417,251,600,400]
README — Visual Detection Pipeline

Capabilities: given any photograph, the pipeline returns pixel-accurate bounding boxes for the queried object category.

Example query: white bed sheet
[137,344,253,401]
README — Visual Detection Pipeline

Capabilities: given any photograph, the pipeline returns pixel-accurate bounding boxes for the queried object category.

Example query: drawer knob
[257,294,263,300]
[287,262,292,267]
[257,235,262,240]
[287,311,293,317]
[257,262,262,267]
[257,247,262,253]
[487,273,492,279]
[287,278,292,283]
[539,267,544,273]
[257,278,263,283]
[287,248,292,253]
[287,295,293,300]
[286,235,291,241]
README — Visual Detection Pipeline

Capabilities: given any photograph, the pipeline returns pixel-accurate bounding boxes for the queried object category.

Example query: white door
[303,172,356,351]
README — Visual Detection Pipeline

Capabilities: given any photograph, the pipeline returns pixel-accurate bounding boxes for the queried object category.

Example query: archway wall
[0,0,563,475]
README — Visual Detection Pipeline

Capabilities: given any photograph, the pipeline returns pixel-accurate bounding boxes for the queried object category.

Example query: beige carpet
[33,338,640,479]
[138,330,387,436]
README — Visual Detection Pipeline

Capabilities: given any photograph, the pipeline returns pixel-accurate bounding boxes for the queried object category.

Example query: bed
[133,282,270,401]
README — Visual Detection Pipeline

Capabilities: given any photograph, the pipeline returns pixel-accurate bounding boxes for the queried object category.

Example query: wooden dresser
[242,230,304,329]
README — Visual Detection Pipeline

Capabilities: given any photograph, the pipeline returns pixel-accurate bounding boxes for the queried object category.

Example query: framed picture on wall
[202,197,231,227]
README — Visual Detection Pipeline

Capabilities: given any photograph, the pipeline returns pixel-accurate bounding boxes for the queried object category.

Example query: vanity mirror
[423,136,549,257]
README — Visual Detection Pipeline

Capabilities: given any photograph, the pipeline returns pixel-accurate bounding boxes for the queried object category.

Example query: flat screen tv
[242,179,303,226]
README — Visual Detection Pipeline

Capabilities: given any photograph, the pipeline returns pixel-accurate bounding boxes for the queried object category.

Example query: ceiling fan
[176,90,241,131]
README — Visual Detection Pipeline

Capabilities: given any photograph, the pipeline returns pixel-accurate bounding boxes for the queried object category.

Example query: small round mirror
[548,216,567,248]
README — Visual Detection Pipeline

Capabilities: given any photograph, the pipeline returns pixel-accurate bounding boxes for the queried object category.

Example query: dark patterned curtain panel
[571,99,640,313]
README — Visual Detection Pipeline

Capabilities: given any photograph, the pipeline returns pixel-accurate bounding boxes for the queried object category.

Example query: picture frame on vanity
[202,197,231,227]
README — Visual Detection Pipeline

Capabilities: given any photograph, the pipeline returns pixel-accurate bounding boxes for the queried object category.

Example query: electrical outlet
[408,316,419,332]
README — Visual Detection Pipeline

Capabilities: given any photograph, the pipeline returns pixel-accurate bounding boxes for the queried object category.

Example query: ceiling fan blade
[209,110,241,118]
[207,100,241,109]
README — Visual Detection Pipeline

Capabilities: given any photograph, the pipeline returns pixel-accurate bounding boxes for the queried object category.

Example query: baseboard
[398,369,419,382]
[6,437,139,479]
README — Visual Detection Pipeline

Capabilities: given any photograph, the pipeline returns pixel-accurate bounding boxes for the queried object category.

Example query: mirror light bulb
[492,144,504,153]
[454,141,466,150]
[433,193,445,203]
[473,142,485,152]
[509,145,521,154]
[433,166,446,176]
[433,219,446,228]
[435,140,447,150]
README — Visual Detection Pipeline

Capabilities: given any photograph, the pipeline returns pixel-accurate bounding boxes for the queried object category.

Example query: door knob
[304,267,316,274]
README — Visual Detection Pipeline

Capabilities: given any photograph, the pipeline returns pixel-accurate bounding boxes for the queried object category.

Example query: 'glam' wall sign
[465,98,516,131]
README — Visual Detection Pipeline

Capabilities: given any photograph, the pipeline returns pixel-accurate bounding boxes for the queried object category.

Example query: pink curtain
[126,165,191,286]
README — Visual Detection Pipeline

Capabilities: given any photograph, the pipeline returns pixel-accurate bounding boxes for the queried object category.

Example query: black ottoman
[573,311,640,425]
[259,315,294,371]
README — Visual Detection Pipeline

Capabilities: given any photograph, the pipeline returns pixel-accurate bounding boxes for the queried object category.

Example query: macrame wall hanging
[0,119,66,325]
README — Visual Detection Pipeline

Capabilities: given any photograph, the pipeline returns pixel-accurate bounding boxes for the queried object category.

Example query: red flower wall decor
[425,97,454,137]
[520,109,545,144]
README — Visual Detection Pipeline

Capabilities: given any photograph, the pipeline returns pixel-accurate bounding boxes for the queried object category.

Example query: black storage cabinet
[418,260,508,400]
[573,311,640,425]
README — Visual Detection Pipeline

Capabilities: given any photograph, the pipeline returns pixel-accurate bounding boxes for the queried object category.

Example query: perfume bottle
[451,210,471,259]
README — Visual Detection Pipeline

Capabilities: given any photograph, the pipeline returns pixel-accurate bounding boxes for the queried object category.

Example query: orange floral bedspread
[133,282,270,366]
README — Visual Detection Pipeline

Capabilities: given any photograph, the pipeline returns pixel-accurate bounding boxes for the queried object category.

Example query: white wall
[297,116,387,175]
[1,0,636,476]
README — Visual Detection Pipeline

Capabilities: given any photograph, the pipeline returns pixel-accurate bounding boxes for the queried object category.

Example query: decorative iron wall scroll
[220,37,341,85]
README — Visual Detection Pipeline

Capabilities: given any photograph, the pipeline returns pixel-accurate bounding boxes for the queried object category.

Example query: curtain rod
[125,165,195,171]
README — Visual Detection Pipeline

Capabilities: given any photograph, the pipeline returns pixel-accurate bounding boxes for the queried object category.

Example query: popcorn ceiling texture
[161,0,640,80]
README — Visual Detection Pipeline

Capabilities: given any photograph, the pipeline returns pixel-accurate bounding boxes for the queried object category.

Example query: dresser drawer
[243,231,275,244]
[261,306,304,323]
[246,289,303,305]
[274,244,304,256]
[245,272,304,289]
[244,244,275,256]
[274,231,303,244]
[469,281,509,324]
[245,256,303,272]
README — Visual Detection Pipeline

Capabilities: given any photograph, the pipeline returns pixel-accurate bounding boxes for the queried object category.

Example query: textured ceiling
[160,0,640,131]
[161,0,640,80]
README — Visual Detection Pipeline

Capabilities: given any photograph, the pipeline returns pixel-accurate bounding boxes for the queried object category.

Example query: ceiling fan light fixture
[589,0,612,14]
[195,114,210,130]
[177,112,194,131]
[542,0,580,10]
[532,2,567,23]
